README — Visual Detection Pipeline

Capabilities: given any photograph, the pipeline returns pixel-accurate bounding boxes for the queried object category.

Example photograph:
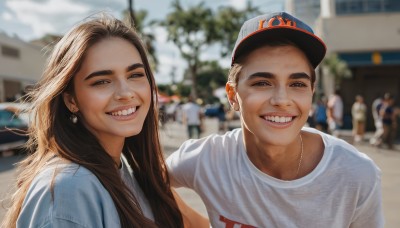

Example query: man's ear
[225,83,239,111]
[312,82,316,94]
[63,92,78,113]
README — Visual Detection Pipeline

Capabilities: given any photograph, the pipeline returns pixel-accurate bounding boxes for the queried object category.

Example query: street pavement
[1,118,399,227]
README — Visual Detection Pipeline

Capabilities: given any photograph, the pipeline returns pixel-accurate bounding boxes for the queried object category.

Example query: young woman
[167,12,383,227]
[2,15,208,228]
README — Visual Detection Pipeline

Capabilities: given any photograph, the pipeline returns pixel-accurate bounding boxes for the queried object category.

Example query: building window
[1,45,20,59]
[336,0,400,15]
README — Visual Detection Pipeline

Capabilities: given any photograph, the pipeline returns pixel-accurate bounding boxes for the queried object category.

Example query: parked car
[0,103,30,153]
[203,104,221,118]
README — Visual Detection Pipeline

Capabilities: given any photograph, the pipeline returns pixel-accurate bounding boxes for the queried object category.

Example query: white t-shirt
[167,127,383,228]
[182,102,201,125]
[328,94,343,120]
[120,156,155,221]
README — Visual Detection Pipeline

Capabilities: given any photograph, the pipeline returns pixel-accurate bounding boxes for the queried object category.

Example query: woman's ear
[63,92,78,113]
[225,83,239,111]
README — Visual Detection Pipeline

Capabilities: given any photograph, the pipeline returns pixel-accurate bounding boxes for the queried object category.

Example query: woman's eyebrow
[84,70,113,80]
[84,63,145,80]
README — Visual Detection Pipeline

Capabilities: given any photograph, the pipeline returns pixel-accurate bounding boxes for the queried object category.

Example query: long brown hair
[1,14,183,228]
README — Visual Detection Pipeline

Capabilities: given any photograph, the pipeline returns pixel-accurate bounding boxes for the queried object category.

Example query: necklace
[295,133,304,178]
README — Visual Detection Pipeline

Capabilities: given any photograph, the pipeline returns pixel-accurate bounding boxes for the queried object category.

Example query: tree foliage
[161,0,216,98]
[214,3,259,57]
[161,0,258,99]
[322,54,352,88]
[122,9,158,71]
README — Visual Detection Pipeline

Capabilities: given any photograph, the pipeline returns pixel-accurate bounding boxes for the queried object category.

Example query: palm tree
[214,2,259,57]
[161,0,257,98]
[123,1,158,71]
[321,53,352,89]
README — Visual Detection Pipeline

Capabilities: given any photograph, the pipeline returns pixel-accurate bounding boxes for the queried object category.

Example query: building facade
[0,33,46,102]
[286,0,400,130]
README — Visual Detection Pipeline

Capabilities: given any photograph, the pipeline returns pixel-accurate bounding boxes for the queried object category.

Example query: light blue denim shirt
[17,157,154,227]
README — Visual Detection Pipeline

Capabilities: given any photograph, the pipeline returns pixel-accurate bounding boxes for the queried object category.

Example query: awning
[338,51,400,66]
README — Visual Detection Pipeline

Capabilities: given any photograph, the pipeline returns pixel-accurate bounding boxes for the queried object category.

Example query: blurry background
[1,0,400,130]
[1,0,400,226]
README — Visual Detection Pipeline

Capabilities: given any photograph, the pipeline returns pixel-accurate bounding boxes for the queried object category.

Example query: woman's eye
[252,81,270,87]
[129,72,145,79]
[91,80,109,86]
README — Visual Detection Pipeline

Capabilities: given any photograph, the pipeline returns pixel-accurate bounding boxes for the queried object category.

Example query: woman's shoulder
[34,160,100,188]
[27,160,110,204]
[20,160,119,227]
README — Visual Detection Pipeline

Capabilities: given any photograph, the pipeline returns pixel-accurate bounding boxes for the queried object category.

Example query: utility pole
[128,0,135,27]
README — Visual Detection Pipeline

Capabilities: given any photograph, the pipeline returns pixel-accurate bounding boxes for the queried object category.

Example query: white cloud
[229,0,247,10]
[2,11,13,21]
[151,26,186,84]
[4,0,127,39]
[6,0,91,38]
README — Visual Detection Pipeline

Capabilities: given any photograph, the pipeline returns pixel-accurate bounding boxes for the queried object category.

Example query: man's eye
[291,82,307,87]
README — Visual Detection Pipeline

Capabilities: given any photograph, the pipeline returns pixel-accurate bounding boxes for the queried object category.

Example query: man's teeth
[111,107,136,116]
[266,116,293,123]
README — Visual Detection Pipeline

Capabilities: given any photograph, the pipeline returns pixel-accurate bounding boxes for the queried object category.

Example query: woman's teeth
[110,107,136,116]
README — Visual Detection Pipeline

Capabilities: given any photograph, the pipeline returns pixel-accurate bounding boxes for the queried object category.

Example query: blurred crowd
[307,92,398,149]
[159,91,399,151]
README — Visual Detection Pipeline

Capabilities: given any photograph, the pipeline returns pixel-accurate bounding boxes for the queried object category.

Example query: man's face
[227,44,314,147]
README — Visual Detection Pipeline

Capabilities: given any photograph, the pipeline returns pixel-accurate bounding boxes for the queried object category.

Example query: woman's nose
[114,81,134,101]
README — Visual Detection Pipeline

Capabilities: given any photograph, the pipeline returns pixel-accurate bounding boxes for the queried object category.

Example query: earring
[232,103,239,111]
[70,113,78,124]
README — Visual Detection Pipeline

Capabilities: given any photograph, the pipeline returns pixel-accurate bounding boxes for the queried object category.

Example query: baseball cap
[231,11,326,68]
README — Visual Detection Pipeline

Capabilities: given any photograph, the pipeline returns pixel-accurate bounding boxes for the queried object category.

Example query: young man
[167,12,383,227]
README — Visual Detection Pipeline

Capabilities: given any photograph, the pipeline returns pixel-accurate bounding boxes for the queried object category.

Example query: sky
[0,0,284,84]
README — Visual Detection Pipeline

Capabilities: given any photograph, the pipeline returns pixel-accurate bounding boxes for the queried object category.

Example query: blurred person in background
[327,89,343,137]
[1,14,207,228]
[182,96,203,139]
[166,12,383,227]
[314,95,328,132]
[351,95,367,143]
[378,93,397,149]
[217,102,227,133]
[370,94,384,146]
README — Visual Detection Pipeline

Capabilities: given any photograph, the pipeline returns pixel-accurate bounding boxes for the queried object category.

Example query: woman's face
[64,37,151,148]
[227,44,314,146]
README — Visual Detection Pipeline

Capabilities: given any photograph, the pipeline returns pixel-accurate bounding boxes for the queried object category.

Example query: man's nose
[270,87,291,107]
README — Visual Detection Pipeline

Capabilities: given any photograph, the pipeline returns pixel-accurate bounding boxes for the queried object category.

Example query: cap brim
[232,27,327,68]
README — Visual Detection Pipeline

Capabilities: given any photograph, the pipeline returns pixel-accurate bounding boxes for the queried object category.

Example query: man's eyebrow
[127,63,144,72]
[247,72,274,80]
[84,70,113,80]
[247,72,311,81]
[289,72,311,80]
